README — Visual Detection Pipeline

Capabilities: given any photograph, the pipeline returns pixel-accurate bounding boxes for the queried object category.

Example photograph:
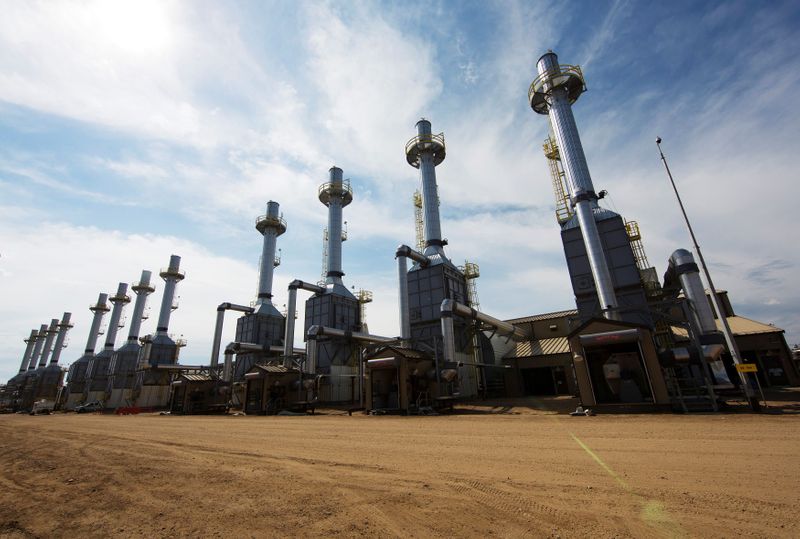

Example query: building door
[521,367,557,396]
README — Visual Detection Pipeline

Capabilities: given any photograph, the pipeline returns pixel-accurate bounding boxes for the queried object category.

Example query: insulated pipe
[19,330,38,373]
[318,167,352,286]
[406,120,448,261]
[50,312,73,365]
[306,325,395,343]
[670,249,717,335]
[532,52,618,315]
[28,324,49,370]
[255,201,287,306]
[103,283,130,352]
[210,303,254,368]
[85,293,110,355]
[222,349,234,382]
[397,252,410,340]
[128,271,155,344]
[440,299,531,341]
[283,280,326,361]
[38,318,60,367]
[156,255,185,335]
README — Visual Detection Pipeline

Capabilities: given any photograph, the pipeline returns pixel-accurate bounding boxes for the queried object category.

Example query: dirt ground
[1,398,799,538]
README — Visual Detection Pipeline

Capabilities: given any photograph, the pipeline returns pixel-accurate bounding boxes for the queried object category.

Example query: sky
[1,0,799,382]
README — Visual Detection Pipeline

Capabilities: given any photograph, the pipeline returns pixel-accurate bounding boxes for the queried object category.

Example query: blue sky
[2,0,799,381]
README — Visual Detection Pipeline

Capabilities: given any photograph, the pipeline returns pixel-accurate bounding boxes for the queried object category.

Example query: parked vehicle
[30,399,56,415]
[75,401,103,414]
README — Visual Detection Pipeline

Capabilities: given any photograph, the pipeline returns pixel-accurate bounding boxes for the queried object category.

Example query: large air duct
[49,312,73,365]
[530,51,618,316]
[210,303,254,368]
[395,245,429,340]
[102,283,131,353]
[37,319,60,367]
[128,271,155,344]
[319,167,352,286]
[405,119,448,263]
[156,255,185,335]
[255,201,287,313]
[670,249,716,334]
[18,329,38,373]
[85,293,110,355]
[27,324,49,370]
[282,280,325,364]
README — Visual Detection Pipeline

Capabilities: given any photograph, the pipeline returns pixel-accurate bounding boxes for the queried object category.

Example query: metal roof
[249,364,295,374]
[179,374,213,382]
[504,337,571,359]
[672,316,783,339]
[504,309,578,325]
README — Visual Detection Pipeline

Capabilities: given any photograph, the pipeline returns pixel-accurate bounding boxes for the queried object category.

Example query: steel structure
[64,293,109,409]
[84,283,130,402]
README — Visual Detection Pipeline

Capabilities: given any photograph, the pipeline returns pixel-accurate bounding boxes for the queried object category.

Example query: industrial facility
[2,49,797,416]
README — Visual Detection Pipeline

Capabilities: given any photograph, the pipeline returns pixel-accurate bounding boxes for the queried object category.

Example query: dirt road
[1,407,798,538]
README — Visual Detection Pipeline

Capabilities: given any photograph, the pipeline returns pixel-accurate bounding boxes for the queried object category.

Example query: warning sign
[736,363,758,373]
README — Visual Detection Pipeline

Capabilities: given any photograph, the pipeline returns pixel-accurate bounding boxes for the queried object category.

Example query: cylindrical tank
[28,324,49,370]
[318,168,352,286]
[103,283,130,351]
[50,312,73,364]
[85,293,110,355]
[671,249,717,335]
[128,271,155,343]
[37,319,60,367]
[255,201,287,310]
[19,329,39,373]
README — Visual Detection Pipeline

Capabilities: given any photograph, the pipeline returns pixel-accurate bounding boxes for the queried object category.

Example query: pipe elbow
[440,299,454,315]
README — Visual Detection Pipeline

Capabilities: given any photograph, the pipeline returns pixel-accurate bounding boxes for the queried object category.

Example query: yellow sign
[736,363,758,373]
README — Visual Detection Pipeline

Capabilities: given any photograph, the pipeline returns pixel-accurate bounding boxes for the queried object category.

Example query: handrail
[404,132,445,157]
[528,64,585,103]
[318,179,352,198]
[255,213,287,230]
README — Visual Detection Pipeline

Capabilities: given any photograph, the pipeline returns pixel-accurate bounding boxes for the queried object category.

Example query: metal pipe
[395,244,429,266]
[103,283,130,351]
[85,293,110,355]
[406,120,448,261]
[38,318,60,367]
[19,329,38,373]
[128,271,155,344]
[156,255,185,335]
[255,201,287,309]
[396,250,410,340]
[440,299,530,341]
[306,325,395,343]
[440,310,457,367]
[211,303,255,367]
[306,338,317,375]
[657,137,758,408]
[532,52,618,315]
[28,324,49,370]
[670,249,717,335]
[283,280,325,360]
[222,349,234,382]
[50,312,73,365]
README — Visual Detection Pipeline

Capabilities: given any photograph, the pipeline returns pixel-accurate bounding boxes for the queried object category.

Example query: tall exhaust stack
[319,167,353,288]
[50,312,73,365]
[255,201,287,315]
[102,283,131,352]
[27,324,49,371]
[18,329,38,373]
[530,51,618,316]
[156,255,185,336]
[128,271,155,343]
[405,119,448,263]
[86,293,110,355]
[37,318,60,367]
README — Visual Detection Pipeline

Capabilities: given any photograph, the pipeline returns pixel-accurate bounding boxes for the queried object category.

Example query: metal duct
[156,255,185,335]
[531,51,618,315]
[38,318,60,367]
[282,280,325,362]
[396,250,410,340]
[440,308,457,367]
[319,167,352,286]
[103,283,131,351]
[85,293,110,355]
[19,329,38,373]
[255,201,287,312]
[405,119,448,262]
[210,303,254,368]
[128,271,155,344]
[28,324,49,370]
[306,325,395,343]
[222,349,234,382]
[440,299,531,341]
[50,312,73,365]
[670,249,717,335]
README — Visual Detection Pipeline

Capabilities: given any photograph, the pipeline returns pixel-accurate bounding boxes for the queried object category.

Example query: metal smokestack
[405,119,448,262]
[319,167,352,286]
[156,255,185,335]
[255,201,287,313]
[85,293,110,355]
[128,271,155,343]
[530,51,618,315]
[50,312,73,365]
[103,283,130,352]
[28,324,48,370]
[38,318,60,367]
[19,329,38,373]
